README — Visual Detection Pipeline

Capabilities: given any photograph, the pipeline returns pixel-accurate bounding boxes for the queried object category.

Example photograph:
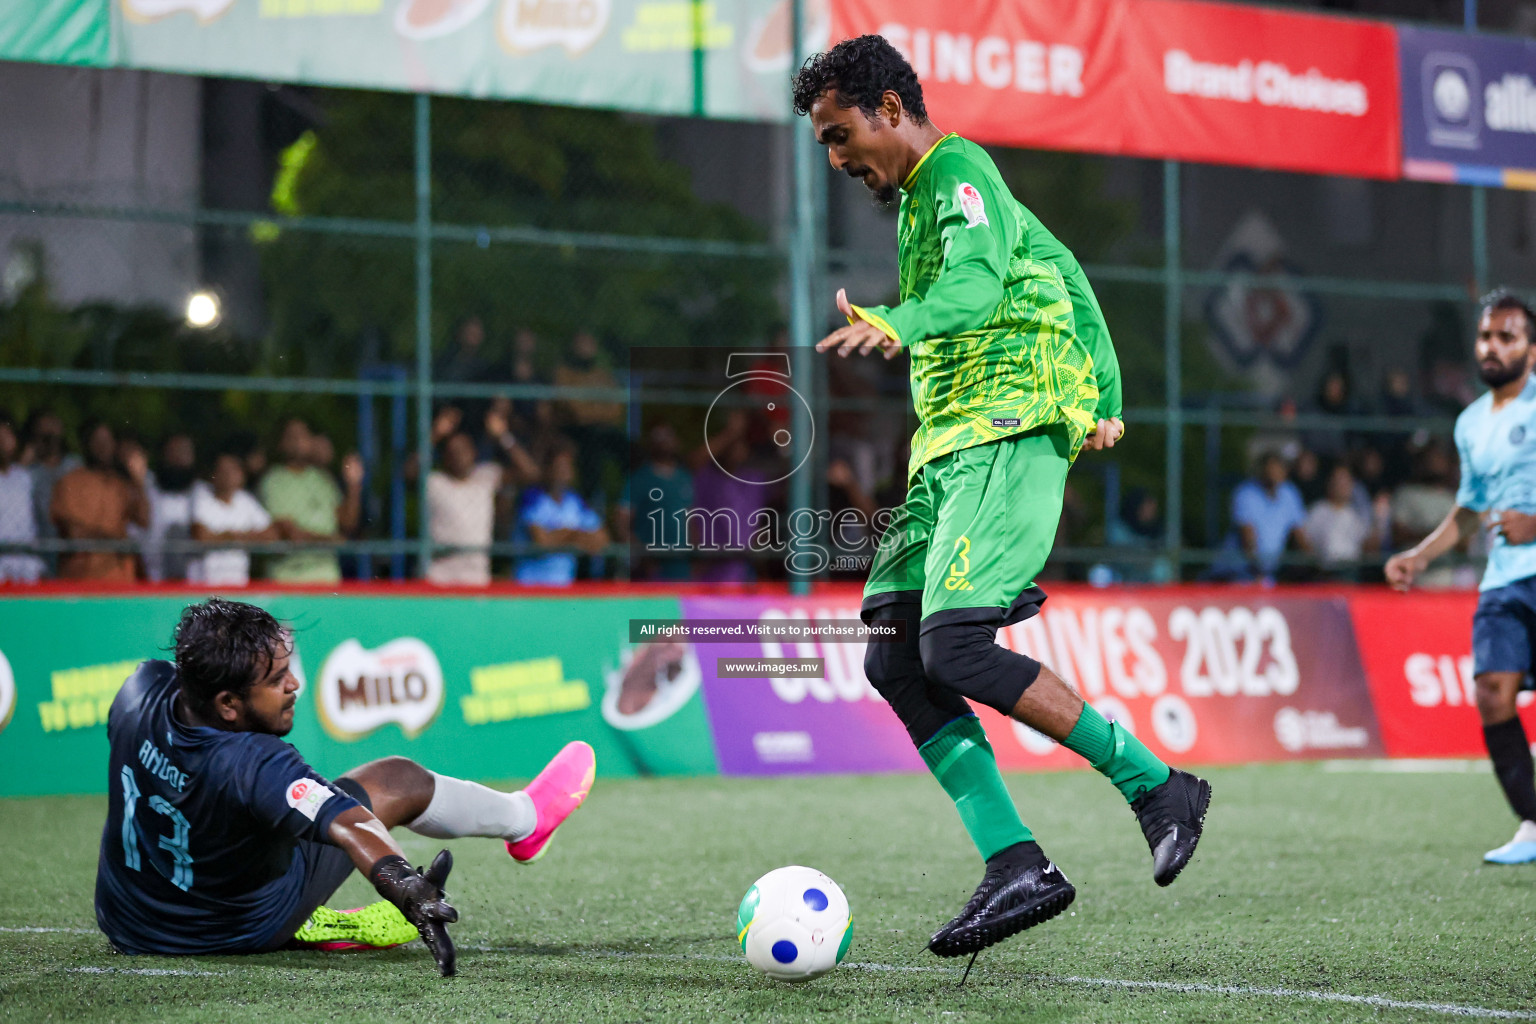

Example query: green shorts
[861,426,1070,627]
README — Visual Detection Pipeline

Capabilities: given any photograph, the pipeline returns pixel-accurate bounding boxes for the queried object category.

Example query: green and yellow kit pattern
[849,133,1122,482]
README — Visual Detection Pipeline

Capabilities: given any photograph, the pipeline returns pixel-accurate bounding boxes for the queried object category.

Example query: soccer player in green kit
[793,35,1211,959]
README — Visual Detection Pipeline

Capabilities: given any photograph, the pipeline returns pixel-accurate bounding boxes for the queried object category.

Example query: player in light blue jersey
[1387,290,1536,864]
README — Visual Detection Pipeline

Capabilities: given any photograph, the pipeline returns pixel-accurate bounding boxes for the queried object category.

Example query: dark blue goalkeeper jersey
[94,660,360,955]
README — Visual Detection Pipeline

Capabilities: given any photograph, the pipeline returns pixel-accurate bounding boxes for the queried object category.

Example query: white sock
[406,773,536,841]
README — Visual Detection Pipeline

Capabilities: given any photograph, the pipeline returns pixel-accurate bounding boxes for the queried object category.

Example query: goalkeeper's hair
[174,598,291,713]
[1482,288,1536,341]
[792,35,928,124]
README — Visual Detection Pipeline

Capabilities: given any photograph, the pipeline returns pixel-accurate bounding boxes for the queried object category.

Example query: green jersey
[849,134,1122,480]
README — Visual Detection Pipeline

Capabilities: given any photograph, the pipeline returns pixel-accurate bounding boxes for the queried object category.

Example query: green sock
[1062,701,1171,803]
[918,716,1033,861]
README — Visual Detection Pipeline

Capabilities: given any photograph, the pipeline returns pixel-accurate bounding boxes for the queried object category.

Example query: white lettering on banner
[759,607,881,705]
[1163,50,1369,117]
[753,731,814,763]
[1486,74,1536,134]
[877,23,1084,97]
[1000,606,1164,699]
[1404,652,1475,707]
[1273,707,1369,751]
[1167,606,1299,698]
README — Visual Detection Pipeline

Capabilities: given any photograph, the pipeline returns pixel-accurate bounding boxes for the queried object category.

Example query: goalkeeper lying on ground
[94,598,595,976]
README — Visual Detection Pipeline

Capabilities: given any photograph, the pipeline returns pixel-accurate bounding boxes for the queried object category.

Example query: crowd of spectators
[0,331,1480,589]
[1209,366,1476,586]
[0,410,364,586]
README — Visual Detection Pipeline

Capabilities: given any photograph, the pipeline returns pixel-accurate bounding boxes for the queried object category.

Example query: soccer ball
[736,865,852,982]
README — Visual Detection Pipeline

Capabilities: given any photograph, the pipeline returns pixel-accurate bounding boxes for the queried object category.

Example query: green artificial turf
[2,763,1535,1023]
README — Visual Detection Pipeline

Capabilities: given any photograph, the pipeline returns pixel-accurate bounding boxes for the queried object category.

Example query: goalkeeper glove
[368,849,458,976]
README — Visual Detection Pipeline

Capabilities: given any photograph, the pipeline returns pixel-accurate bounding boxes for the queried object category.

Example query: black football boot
[928,841,1076,958]
[1131,768,1211,886]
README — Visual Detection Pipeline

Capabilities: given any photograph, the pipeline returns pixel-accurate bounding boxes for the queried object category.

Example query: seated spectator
[689,411,771,583]
[23,409,79,570]
[826,457,877,581]
[258,418,362,584]
[0,411,44,583]
[514,442,607,586]
[1391,439,1462,588]
[554,330,625,497]
[1231,452,1309,580]
[190,452,277,588]
[140,433,197,582]
[51,420,149,581]
[428,406,537,586]
[1301,369,1359,460]
[1103,488,1172,584]
[626,423,694,582]
[437,315,495,426]
[309,432,337,478]
[1302,463,1377,579]
[508,329,553,438]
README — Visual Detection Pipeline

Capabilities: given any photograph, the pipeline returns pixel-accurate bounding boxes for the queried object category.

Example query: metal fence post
[414,92,433,577]
[1471,186,1489,298]
[1163,160,1184,574]
[788,0,815,597]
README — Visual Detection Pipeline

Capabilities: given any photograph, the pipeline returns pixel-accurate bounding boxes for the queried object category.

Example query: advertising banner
[681,587,1384,776]
[20,0,1416,181]
[980,590,1385,769]
[1120,0,1400,179]
[830,0,1400,180]
[1349,591,1536,758]
[111,0,827,121]
[681,592,923,775]
[1398,26,1536,189]
[0,591,718,797]
[828,0,1132,158]
[0,0,110,66]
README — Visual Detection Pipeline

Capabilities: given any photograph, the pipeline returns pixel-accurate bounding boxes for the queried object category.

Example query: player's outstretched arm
[1385,506,1480,591]
[328,806,458,976]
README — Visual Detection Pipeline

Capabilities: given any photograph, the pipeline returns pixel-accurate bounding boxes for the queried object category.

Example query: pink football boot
[507,741,596,864]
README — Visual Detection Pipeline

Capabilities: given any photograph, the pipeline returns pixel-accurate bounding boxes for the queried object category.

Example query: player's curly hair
[1482,288,1536,339]
[792,35,928,124]
[174,598,291,714]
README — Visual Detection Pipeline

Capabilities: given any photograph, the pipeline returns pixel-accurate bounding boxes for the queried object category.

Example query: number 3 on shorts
[945,536,973,591]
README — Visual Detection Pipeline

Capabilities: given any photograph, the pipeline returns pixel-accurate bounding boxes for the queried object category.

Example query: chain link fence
[0,67,1530,586]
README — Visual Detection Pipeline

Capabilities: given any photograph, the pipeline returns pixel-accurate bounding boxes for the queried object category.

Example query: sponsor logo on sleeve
[285,779,335,821]
[957,183,989,227]
[317,638,445,742]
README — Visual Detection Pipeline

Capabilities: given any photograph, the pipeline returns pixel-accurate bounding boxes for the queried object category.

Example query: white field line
[1322,759,1487,773]
[64,966,222,977]
[466,947,1536,1019]
[23,937,1535,1018]
[0,926,96,934]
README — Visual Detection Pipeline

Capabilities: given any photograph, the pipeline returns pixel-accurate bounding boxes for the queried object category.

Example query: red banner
[977,590,1386,770]
[1121,0,1399,178]
[829,0,1401,179]
[829,0,1131,158]
[1350,591,1536,758]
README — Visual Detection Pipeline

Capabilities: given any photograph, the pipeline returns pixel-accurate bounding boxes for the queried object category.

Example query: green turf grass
[2,762,1535,1023]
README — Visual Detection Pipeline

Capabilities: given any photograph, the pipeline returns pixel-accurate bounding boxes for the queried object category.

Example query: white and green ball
[736,865,852,981]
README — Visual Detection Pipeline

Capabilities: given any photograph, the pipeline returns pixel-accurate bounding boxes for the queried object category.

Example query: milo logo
[317,638,445,741]
[499,0,609,55]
